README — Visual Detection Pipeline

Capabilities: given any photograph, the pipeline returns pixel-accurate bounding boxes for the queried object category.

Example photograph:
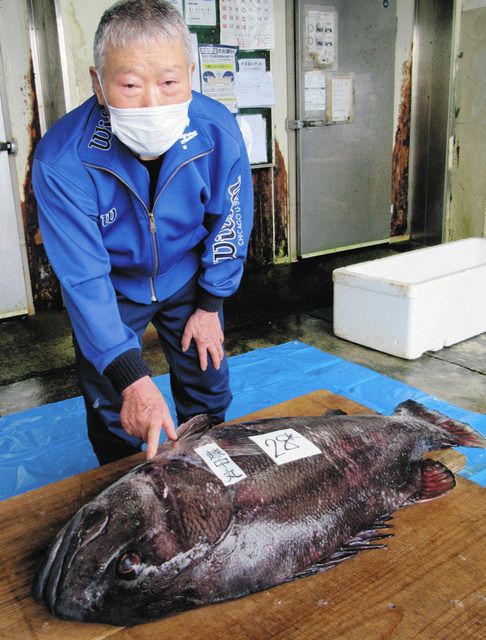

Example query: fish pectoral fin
[289,544,384,581]
[289,522,394,582]
[371,514,394,529]
[407,459,456,503]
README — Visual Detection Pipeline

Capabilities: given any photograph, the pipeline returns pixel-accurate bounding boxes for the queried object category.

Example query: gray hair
[94,0,192,76]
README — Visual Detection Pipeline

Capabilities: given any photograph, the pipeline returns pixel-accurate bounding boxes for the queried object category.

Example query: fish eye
[117,551,142,581]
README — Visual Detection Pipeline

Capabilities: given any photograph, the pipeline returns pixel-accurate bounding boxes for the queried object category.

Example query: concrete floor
[1,243,485,417]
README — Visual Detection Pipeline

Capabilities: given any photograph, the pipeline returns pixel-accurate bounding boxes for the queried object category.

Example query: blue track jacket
[33,92,253,377]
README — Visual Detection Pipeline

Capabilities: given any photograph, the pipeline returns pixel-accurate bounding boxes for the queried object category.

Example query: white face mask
[97,73,191,157]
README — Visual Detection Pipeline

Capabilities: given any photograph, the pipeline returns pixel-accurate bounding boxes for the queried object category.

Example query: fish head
[33,465,207,626]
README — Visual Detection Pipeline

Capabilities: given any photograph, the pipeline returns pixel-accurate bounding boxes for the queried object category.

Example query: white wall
[0,0,37,314]
[271,1,289,175]
[57,0,114,108]
[446,0,486,239]
[0,0,36,205]
[0,0,110,201]
[271,1,292,259]
[462,0,486,9]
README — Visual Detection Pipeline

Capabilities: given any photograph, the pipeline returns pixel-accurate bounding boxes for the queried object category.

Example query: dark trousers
[74,276,231,465]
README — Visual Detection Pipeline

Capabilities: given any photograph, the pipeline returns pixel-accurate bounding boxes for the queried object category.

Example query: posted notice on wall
[238,58,266,73]
[199,45,238,113]
[304,70,326,113]
[331,75,353,122]
[236,71,275,108]
[220,0,275,50]
[186,0,217,26]
[306,9,337,69]
[237,114,267,165]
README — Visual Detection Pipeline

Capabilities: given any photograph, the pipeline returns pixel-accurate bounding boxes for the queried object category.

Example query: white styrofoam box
[332,237,486,359]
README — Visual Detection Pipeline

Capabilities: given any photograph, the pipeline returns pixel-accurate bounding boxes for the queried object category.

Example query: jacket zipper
[147,211,158,301]
[85,149,212,302]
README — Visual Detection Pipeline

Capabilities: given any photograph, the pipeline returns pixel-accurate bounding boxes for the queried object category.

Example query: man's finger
[163,413,178,441]
[146,422,162,459]
[217,341,224,361]
[197,343,208,371]
[207,344,221,370]
[181,327,192,352]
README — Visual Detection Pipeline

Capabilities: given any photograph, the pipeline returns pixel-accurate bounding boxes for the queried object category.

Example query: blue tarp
[1,341,485,500]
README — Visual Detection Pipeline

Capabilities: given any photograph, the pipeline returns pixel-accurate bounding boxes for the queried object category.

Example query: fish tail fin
[393,400,486,449]
[408,459,456,503]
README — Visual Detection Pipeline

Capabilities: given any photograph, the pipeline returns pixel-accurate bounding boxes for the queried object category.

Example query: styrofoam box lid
[332,238,486,298]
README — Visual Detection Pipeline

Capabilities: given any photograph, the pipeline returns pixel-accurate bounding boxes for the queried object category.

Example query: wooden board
[0,390,484,640]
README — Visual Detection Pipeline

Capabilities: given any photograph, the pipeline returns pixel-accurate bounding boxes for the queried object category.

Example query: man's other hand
[181,309,224,371]
[121,376,177,459]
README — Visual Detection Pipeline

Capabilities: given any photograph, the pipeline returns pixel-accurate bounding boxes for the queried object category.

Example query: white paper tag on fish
[195,443,247,486]
[249,429,321,465]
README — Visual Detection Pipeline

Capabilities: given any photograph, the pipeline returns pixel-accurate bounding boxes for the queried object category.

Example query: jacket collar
[78,94,214,198]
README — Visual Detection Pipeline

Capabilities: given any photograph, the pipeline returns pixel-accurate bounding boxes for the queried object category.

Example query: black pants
[74,276,231,465]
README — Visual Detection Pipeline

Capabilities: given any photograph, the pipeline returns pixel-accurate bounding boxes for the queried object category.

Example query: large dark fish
[33,400,486,626]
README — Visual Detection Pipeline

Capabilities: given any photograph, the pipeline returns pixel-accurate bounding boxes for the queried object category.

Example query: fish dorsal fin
[322,409,348,417]
[407,459,456,503]
[177,414,215,440]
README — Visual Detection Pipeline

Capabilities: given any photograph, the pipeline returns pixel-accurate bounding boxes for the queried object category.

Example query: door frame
[285,0,299,262]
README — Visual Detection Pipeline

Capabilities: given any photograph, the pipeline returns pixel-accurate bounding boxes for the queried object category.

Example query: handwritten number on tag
[265,432,300,459]
[250,429,322,465]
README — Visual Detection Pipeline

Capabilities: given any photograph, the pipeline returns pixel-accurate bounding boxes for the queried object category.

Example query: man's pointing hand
[120,376,177,459]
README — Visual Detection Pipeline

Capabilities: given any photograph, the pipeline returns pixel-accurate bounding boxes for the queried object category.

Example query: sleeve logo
[212,175,244,264]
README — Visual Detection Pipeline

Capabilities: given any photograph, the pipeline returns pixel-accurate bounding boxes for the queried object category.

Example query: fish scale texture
[33,408,485,626]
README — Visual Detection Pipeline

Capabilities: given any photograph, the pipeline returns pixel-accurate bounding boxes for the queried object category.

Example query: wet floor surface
[1,244,485,417]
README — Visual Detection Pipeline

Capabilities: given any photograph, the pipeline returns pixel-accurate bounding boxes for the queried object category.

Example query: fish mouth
[33,504,109,619]
[33,509,83,616]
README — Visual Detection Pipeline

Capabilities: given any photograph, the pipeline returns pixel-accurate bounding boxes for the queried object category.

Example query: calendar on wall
[219,0,275,50]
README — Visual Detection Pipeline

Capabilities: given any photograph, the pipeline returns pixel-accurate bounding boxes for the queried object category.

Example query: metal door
[295,0,397,256]
[0,85,31,319]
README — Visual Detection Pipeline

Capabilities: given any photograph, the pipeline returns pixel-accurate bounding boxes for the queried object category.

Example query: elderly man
[32,0,253,464]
